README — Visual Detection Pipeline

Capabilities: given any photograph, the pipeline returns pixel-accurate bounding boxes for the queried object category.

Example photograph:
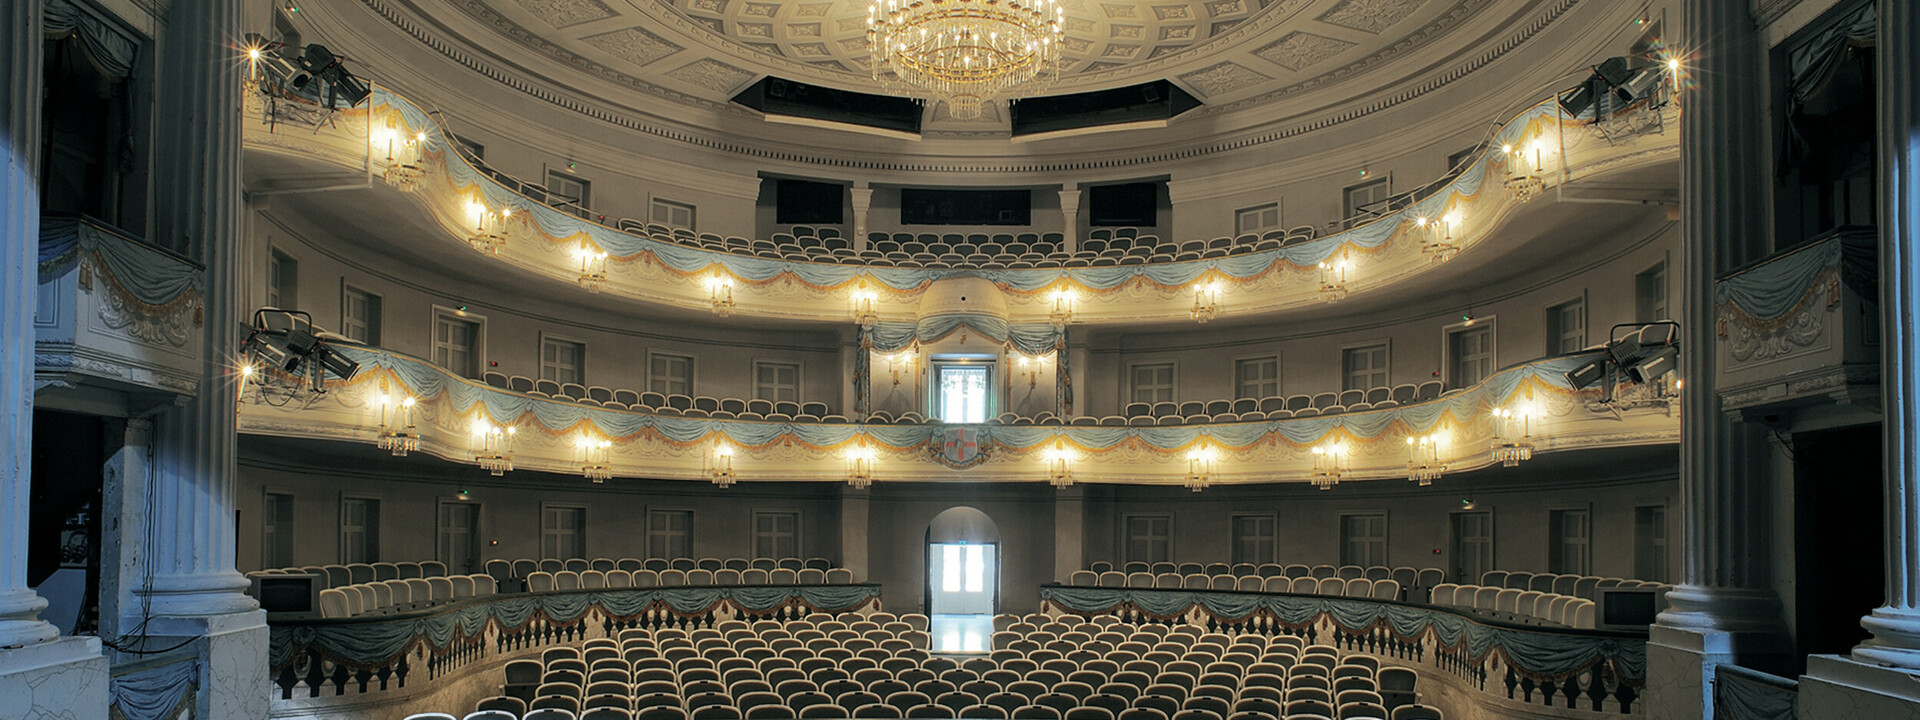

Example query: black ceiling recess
[1009,79,1202,137]
[732,77,924,134]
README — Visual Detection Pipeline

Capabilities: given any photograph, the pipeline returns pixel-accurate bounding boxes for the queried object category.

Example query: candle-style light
[375,393,420,456]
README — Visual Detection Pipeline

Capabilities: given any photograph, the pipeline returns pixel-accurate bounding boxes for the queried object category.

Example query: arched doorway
[925,507,1000,652]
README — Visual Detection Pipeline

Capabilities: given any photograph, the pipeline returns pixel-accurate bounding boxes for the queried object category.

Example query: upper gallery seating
[1067,563,1447,604]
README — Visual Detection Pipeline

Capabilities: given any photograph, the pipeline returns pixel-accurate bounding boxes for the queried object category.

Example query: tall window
[1235,357,1279,400]
[1450,511,1494,583]
[648,509,692,559]
[1636,262,1669,322]
[542,506,586,560]
[1231,515,1275,565]
[268,249,298,309]
[341,285,381,345]
[41,32,145,229]
[651,198,696,230]
[1449,325,1494,389]
[341,497,380,563]
[1235,204,1281,234]
[540,337,585,385]
[546,170,591,207]
[432,312,481,378]
[1635,505,1669,582]
[1343,345,1388,391]
[1344,178,1391,220]
[935,363,990,423]
[262,492,295,568]
[1548,509,1592,575]
[1547,299,1586,354]
[755,362,801,403]
[1126,515,1172,565]
[649,353,693,395]
[754,511,800,559]
[1340,513,1387,567]
[942,544,987,593]
[1130,363,1174,404]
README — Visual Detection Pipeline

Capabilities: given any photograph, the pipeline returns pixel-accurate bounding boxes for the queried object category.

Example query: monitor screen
[258,577,314,613]
[1601,589,1658,626]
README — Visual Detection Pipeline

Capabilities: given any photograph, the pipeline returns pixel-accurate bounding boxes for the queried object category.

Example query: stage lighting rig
[241,309,361,394]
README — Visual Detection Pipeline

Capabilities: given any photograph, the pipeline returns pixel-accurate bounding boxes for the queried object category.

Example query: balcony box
[1715,228,1878,414]
[35,214,205,398]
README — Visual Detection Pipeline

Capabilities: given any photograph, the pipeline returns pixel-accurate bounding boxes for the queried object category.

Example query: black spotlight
[300,43,371,106]
[241,309,362,392]
[1564,357,1609,390]
[311,344,361,383]
[1626,345,1680,384]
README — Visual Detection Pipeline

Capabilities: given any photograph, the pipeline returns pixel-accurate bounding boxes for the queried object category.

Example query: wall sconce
[375,125,427,191]
[852,289,879,329]
[1184,444,1218,492]
[1503,140,1547,202]
[1311,442,1346,490]
[375,393,420,456]
[846,443,876,489]
[1043,441,1074,488]
[886,350,917,386]
[465,199,511,254]
[1190,282,1222,323]
[1490,402,1538,467]
[708,442,736,487]
[1318,255,1351,303]
[1015,354,1049,389]
[1049,288,1076,329]
[577,435,614,483]
[574,244,609,292]
[1406,432,1448,486]
[472,417,515,476]
[707,274,736,317]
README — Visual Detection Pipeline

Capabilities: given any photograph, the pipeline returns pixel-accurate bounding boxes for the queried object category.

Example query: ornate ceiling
[446,0,1538,123]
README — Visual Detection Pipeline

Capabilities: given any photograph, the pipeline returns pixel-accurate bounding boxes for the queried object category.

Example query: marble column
[97,419,151,642]
[1053,486,1085,583]
[1853,0,1920,671]
[0,0,59,654]
[1646,0,1785,716]
[1058,189,1083,253]
[851,185,874,253]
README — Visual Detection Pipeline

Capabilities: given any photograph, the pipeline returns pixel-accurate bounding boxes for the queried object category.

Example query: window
[1450,511,1493,583]
[542,505,586,560]
[438,502,481,574]
[1235,357,1279,400]
[546,169,590,207]
[268,248,297,309]
[1130,363,1174,404]
[934,362,990,423]
[1342,344,1388,391]
[755,361,801,403]
[1548,509,1592,575]
[432,311,481,378]
[1340,513,1387,567]
[754,511,800,559]
[341,285,381,345]
[41,32,145,229]
[942,544,988,593]
[1231,515,1275,565]
[1637,262,1669,322]
[649,353,693,395]
[651,197,696,230]
[452,135,484,161]
[1235,203,1281,235]
[340,497,380,563]
[1344,178,1391,220]
[1635,505,1668,582]
[1449,324,1494,389]
[648,509,691,559]
[540,337,585,385]
[1547,298,1586,354]
[1126,515,1172,565]
[262,492,294,568]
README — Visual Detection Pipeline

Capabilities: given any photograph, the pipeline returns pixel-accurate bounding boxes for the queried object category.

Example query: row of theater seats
[1091,564,1445,583]
[422,613,1444,720]
[1427,584,1602,629]
[253,560,451,590]
[317,574,499,618]
[487,557,843,577]
[1472,571,1669,602]
[484,558,850,592]
[1119,384,1452,426]
[1068,573,1406,603]
[479,378,849,422]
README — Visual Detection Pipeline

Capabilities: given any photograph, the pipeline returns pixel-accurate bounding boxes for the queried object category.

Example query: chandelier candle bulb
[868,0,1065,119]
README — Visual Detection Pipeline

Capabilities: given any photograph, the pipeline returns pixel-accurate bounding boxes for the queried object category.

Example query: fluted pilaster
[1854,0,1920,669]
[0,0,58,651]
[1058,189,1082,253]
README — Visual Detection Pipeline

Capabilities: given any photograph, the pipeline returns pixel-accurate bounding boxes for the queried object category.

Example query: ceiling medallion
[867,0,1065,119]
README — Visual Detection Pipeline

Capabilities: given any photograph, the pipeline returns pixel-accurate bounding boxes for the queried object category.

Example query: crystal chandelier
[374,394,420,456]
[867,0,1065,120]
[1310,442,1346,490]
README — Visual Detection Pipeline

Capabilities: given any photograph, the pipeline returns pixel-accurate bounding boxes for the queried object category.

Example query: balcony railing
[35,213,205,396]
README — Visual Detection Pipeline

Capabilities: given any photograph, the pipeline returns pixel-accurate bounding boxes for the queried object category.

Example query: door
[1450,511,1493,583]
[438,502,481,574]
[927,542,997,616]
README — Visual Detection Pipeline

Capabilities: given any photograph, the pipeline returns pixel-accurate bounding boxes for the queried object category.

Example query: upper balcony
[1714,227,1879,418]
[34,213,206,401]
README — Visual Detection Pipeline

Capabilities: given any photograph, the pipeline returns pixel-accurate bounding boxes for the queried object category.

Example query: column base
[1645,624,1790,720]
[0,636,108,720]
[121,611,268,720]
[1799,654,1920,718]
